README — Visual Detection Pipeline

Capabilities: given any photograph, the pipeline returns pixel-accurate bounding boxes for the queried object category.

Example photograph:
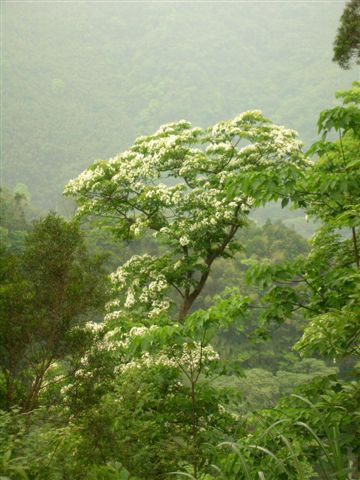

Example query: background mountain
[2,1,354,208]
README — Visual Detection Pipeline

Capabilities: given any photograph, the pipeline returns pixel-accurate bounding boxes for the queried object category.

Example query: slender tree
[333,0,360,69]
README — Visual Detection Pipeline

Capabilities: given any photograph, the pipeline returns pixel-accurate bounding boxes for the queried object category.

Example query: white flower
[104,310,122,322]
[129,326,148,337]
[173,260,182,270]
[124,289,135,308]
[60,384,73,396]
[84,321,104,333]
[179,236,190,246]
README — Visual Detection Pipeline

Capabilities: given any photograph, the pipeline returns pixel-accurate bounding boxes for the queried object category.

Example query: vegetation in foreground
[1,81,359,479]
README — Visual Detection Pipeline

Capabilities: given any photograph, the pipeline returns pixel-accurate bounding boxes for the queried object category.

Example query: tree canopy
[65,112,304,323]
[333,0,360,69]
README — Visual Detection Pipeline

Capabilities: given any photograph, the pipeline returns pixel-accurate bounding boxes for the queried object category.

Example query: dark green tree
[333,0,360,69]
[0,213,106,410]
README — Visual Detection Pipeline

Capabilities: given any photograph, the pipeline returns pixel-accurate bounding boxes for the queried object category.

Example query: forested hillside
[2,1,353,208]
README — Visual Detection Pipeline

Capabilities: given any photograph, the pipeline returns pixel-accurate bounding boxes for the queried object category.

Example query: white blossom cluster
[60,324,134,399]
[117,340,219,376]
[106,254,171,321]
[86,324,156,357]
[65,113,303,244]
[116,351,176,374]
[60,383,73,396]
[83,321,105,333]
[177,342,220,372]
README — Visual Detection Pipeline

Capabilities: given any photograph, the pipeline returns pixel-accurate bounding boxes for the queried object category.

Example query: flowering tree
[64,112,305,476]
[65,111,304,324]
